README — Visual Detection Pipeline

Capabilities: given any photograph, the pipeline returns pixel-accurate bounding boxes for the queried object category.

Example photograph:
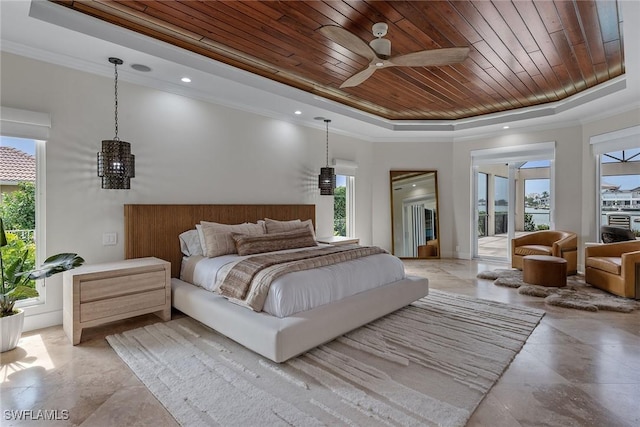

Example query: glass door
[474,160,552,260]
[474,164,512,259]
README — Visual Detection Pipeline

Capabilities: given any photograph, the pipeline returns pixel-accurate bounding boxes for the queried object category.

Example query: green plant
[524,213,536,232]
[333,186,346,236]
[2,232,36,288]
[536,224,550,230]
[0,217,84,317]
[0,182,36,230]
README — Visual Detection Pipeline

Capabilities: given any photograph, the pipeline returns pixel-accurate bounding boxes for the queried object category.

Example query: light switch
[102,232,117,246]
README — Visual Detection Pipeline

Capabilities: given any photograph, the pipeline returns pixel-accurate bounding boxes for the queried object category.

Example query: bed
[124,204,429,362]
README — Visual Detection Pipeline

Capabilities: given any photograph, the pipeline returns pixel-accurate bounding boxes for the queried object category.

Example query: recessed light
[503,125,510,129]
[130,64,151,72]
[412,184,416,187]
[181,77,191,83]
[294,110,302,115]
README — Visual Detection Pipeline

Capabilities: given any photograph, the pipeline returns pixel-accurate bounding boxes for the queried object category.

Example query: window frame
[1,107,50,309]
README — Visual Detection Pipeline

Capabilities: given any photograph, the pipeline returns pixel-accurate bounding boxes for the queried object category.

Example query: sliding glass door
[472,143,555,261]
[474,164,514,259]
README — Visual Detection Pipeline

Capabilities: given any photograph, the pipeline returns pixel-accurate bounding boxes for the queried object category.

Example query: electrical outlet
[102,232,117,246]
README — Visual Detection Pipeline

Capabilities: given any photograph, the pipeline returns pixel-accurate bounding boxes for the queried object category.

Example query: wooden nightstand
[62,257,171,345]
[316,236,360,246]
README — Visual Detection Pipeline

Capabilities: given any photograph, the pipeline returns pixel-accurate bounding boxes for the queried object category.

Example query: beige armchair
[585,240,640,299]
[511,230,577,275]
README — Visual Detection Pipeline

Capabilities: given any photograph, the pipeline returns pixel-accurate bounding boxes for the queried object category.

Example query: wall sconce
[98,57,135,189]
[317,118,335,195]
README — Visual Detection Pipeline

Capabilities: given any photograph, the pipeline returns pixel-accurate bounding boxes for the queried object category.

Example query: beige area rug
[477,269,640,313]
[106,290,543,427]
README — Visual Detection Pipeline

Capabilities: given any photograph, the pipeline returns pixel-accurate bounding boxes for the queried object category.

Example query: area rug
[477,269,639,313]
[106,290,543,427]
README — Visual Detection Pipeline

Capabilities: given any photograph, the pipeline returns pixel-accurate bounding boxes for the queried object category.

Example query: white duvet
[180,245,406,318]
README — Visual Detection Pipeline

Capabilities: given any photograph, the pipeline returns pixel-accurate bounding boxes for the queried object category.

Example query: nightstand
[316,236,360,246]
[62,257,171,345]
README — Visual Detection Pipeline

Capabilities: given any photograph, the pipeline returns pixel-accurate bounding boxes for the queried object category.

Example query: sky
[1,136,36,155]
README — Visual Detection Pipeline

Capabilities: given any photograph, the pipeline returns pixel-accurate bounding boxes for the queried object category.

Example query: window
[1,107,50,313]
[0,136,41,305]
[599,150,640,236]
[590,125,640,239]
[333,175,355,237]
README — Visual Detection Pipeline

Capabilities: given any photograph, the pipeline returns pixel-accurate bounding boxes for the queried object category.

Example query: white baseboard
[453,251,472,260]
[23,310,62,332]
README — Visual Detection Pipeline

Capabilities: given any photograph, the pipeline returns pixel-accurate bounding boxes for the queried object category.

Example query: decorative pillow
[178,229,203,257]
[200,221,265,258]
[232,229,318,256]
[264,218,316,239]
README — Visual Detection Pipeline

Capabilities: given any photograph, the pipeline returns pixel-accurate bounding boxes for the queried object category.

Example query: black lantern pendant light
[317,118,336,195]
[97,57,135,189]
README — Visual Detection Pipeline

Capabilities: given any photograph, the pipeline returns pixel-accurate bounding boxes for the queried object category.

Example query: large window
[0,136,41,305]
[599,148,640,236]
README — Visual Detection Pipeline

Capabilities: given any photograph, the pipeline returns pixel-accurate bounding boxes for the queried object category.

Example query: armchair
[511,230,577,275]
[585,240,640,299]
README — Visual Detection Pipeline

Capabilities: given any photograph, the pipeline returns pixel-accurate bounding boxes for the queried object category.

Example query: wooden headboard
[124,204,316,277]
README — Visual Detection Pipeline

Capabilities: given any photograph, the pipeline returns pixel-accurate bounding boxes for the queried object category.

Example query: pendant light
[317,118,336,195]
[97,57,135,189]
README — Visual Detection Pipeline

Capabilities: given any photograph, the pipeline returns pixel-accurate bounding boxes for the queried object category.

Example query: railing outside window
[478,212,488,237]
[8,229,35,243]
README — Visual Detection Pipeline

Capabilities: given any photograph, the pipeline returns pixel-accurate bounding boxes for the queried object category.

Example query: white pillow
[200,221,265,258]
[179,229,203,257]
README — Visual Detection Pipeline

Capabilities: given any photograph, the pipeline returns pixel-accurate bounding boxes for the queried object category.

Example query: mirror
[390,170,440,258]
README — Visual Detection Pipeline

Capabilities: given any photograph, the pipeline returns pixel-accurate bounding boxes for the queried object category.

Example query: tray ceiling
[50,0,625,121]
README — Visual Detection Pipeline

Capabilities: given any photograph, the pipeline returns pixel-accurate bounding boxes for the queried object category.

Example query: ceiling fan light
[369,38,391,58]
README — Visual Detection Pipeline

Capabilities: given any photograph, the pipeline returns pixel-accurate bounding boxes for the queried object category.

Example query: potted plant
[1,217,84,352]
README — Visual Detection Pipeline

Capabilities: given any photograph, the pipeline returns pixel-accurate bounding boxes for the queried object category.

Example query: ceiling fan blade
[389,47,470,67]
[340,65,377,88]
[319,25,376,62]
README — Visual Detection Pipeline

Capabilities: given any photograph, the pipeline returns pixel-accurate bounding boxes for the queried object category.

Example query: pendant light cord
[325,119,331,167]
[113,60,119,141]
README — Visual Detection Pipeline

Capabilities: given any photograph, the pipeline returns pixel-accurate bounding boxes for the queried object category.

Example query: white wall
[0,52,373,328]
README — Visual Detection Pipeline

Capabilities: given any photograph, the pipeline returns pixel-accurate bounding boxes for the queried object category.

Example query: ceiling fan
[320,23,470,88]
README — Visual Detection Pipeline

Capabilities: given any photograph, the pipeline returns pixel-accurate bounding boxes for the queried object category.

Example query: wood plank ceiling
[51,0,625,121]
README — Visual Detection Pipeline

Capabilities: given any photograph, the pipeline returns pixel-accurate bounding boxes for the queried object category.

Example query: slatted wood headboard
[124,204,316,277]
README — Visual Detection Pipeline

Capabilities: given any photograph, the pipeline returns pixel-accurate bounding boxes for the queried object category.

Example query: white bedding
[180,245,406,318]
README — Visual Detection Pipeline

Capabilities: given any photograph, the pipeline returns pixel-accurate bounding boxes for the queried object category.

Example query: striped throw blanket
[218,245,387,312]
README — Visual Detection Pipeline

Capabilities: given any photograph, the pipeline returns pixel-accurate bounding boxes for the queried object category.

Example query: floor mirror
[390,170,440,258]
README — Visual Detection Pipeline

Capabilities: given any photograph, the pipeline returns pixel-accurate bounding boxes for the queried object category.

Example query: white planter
[1,308,25,352]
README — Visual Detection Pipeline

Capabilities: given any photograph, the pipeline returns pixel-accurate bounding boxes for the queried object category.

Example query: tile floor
[1,259,639,426]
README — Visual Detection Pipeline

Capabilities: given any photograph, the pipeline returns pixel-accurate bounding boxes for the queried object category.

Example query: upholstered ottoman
[522,255,567,287]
